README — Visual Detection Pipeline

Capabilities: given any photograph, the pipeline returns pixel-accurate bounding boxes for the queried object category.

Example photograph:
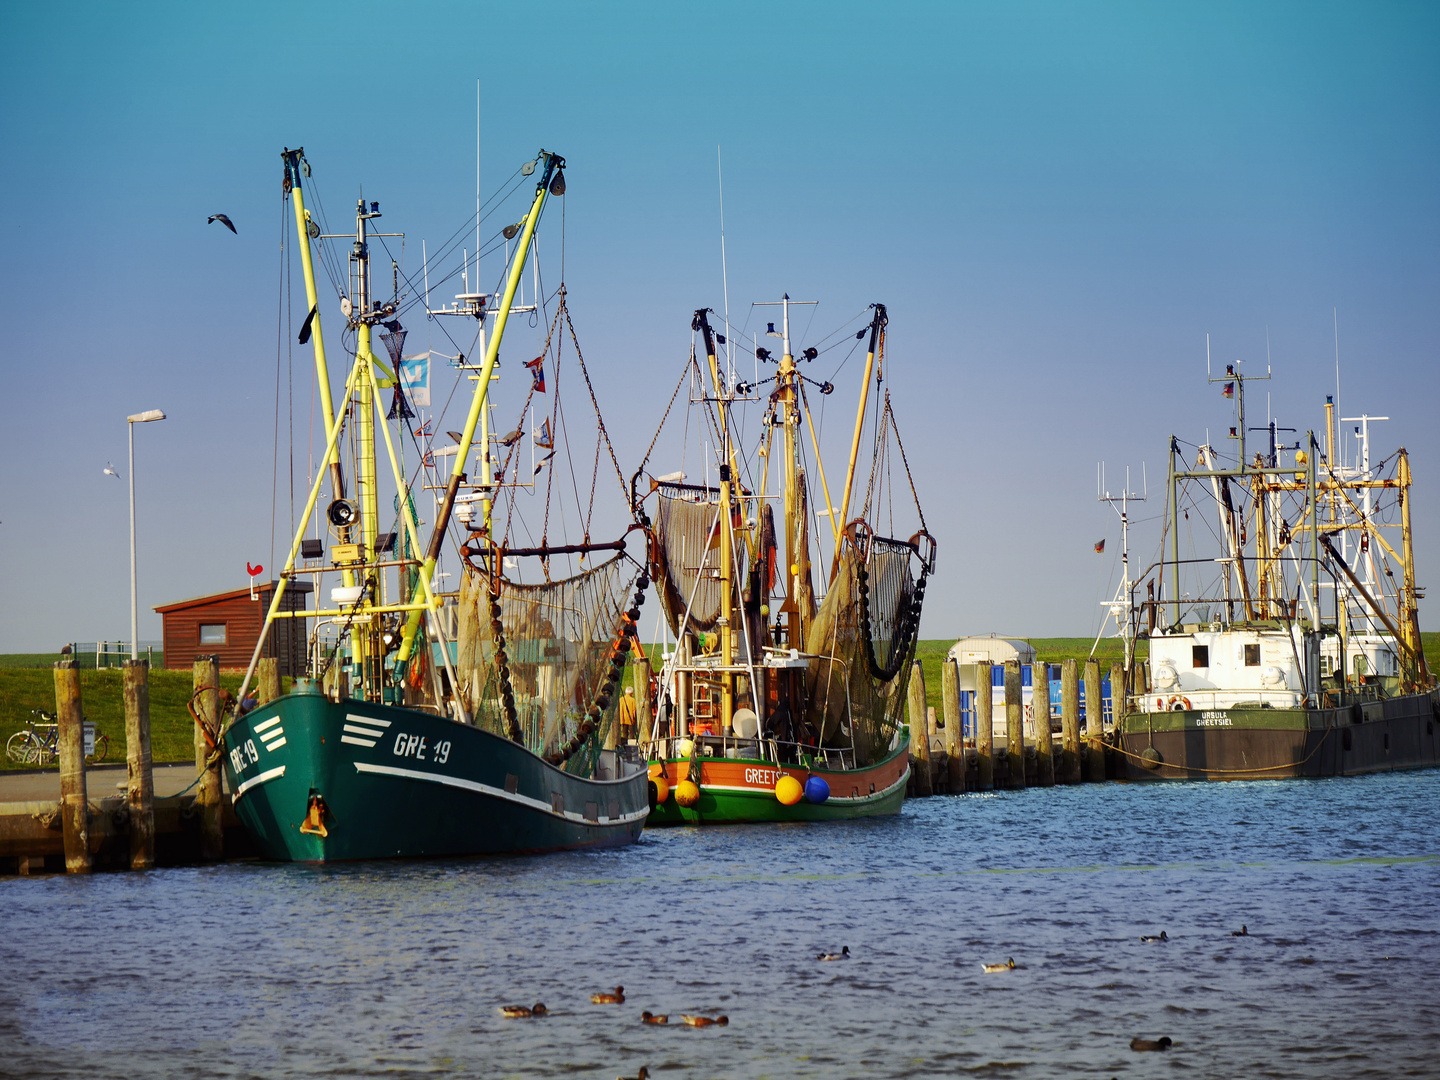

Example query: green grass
[8,631,1433,768]
[0,666,253,771]
[0,652,164,670]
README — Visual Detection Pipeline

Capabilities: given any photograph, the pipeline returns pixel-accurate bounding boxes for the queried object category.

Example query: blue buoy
[803,776,830,804]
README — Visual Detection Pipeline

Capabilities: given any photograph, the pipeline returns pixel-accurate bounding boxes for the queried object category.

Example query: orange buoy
[675,779,700,808]
[651,775,670,804]
[775,774,803,806]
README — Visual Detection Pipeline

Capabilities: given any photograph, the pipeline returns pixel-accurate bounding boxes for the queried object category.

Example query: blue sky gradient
[1,1,1436,651]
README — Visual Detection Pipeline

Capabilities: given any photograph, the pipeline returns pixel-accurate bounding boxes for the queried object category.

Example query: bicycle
[5,710,109,765]
[6,710,58,766]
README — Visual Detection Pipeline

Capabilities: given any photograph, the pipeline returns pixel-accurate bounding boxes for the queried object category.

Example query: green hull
[1118,688,1440,780]
[222,690,649,861]
[645,743,910,826]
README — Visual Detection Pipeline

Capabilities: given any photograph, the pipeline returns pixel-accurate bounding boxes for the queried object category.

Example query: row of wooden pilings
[36,655,283,875]
[905,657,1133,794]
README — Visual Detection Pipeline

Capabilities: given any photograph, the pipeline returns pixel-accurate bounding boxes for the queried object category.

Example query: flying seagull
[208,214,237,234]
[498,429,522,447]
[103,462,120,479]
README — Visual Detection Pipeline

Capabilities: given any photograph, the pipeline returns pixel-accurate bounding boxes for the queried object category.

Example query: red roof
[153,580,313,614]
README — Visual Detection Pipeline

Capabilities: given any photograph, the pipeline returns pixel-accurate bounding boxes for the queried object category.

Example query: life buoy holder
[1166,695,1191,712]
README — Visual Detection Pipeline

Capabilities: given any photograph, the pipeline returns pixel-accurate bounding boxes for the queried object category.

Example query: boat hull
[222,692,649,861]
[645,743,909,825]
[1118,688,1440,780]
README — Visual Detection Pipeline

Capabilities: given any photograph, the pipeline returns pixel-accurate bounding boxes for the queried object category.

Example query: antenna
[1095,460,1148,668]
[718,146,733,383]
[1333,307,1342,464]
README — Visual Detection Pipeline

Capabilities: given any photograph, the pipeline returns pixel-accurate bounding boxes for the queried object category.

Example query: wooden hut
[154,582,312,675]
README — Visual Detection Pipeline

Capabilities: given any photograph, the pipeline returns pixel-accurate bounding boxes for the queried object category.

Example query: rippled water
[3,770,1438,1079]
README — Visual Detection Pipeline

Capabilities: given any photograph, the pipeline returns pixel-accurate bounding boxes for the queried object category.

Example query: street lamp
[127,409,166,661]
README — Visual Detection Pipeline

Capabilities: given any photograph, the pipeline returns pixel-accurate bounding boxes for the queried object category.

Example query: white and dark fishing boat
[217,148,650,860]
[1115,362,1437,780]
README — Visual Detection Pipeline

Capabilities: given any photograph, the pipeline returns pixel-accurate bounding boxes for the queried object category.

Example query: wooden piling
[192,656,224,860]
[1110,661,1128,727]
[1060,659,1081,784]
[1033,660,1055,786]
[907,660,932,796]
[975,660,994,791]
[1004,660,1025,789]
[256,656,282,705]
[124,659,155,871]
[1083,658,1104,782]
[54,660,90,874]
[941,658,964,792]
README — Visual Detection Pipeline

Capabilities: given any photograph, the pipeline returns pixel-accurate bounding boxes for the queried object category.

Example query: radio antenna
[718,145,733,383]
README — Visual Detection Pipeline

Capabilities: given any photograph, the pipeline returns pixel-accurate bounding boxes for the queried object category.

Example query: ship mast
[755,294,817,646]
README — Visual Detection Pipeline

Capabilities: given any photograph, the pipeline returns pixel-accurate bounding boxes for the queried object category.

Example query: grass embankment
[0,666,254,771]
[6,634,1434,768]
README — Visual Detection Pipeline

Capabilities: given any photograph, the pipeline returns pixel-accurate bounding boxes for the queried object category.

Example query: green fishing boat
[634,301,934,824]
[220,147,650,860]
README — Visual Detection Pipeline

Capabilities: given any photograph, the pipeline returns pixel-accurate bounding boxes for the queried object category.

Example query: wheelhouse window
[198,623,227,645]
[1192,645,1209,668]
[1244,643,1260,667]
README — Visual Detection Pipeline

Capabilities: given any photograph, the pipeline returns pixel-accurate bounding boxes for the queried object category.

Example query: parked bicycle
[5,709,109,765]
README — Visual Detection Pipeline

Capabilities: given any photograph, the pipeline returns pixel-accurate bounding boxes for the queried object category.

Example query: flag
[1223,382,1234,398]
[1094,539,1105,554]
[525,355,546,393]
[399,351,430,408]
[535,418,553,449]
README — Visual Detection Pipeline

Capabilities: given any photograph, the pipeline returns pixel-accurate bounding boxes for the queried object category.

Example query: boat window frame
[1191,644,1209,668]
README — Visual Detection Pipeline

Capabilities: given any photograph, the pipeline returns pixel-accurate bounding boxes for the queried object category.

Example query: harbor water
[3,770,1437,1079]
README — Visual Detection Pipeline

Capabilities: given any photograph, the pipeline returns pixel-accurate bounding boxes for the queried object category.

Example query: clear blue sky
[2,1,1437,653]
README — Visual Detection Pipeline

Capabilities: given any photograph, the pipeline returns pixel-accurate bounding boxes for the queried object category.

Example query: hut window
[1244,644,1260,667]
[1191,645,1209,668]
[199,623,227,645]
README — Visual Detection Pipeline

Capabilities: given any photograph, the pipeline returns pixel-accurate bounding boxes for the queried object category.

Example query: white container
[331,585,364,606]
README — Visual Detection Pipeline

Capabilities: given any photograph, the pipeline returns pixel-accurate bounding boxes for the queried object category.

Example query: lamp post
[127,410,166,661]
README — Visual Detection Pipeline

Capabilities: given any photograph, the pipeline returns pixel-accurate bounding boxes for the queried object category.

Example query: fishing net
[805,536,919,765]
[652,482,747,637]
[454,552,639,774]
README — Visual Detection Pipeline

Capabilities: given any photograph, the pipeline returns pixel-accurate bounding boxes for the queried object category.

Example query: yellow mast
[396,151,562,664]
[831,304,885,583]
[1397,450,1429,688]
[694,310,734,730]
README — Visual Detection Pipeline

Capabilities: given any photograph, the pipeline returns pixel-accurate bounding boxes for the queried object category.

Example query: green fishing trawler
[634,301,933,824]
[220,148,650,860]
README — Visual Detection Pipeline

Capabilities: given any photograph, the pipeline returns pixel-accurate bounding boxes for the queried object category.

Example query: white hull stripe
[341,735,378,748]
[234,765,286,800]
[253,716,283,734]
[343,723,386,737]
[353,761,649,826]
[346,714,392,728]
[262,736,287,751]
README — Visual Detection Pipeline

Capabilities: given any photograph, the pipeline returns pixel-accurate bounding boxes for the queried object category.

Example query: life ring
[1166,695,1191,712]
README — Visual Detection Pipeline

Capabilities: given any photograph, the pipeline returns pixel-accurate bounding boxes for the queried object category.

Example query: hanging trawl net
[455,552,638,773]
[652,482,747,637]
[805,536,918,766]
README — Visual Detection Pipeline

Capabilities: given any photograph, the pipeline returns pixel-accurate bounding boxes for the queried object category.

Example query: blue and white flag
[399,351,430,408]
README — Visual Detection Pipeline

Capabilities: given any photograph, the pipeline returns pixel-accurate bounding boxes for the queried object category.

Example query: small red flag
[1093,539,1105,554]
[524,355,545,393]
